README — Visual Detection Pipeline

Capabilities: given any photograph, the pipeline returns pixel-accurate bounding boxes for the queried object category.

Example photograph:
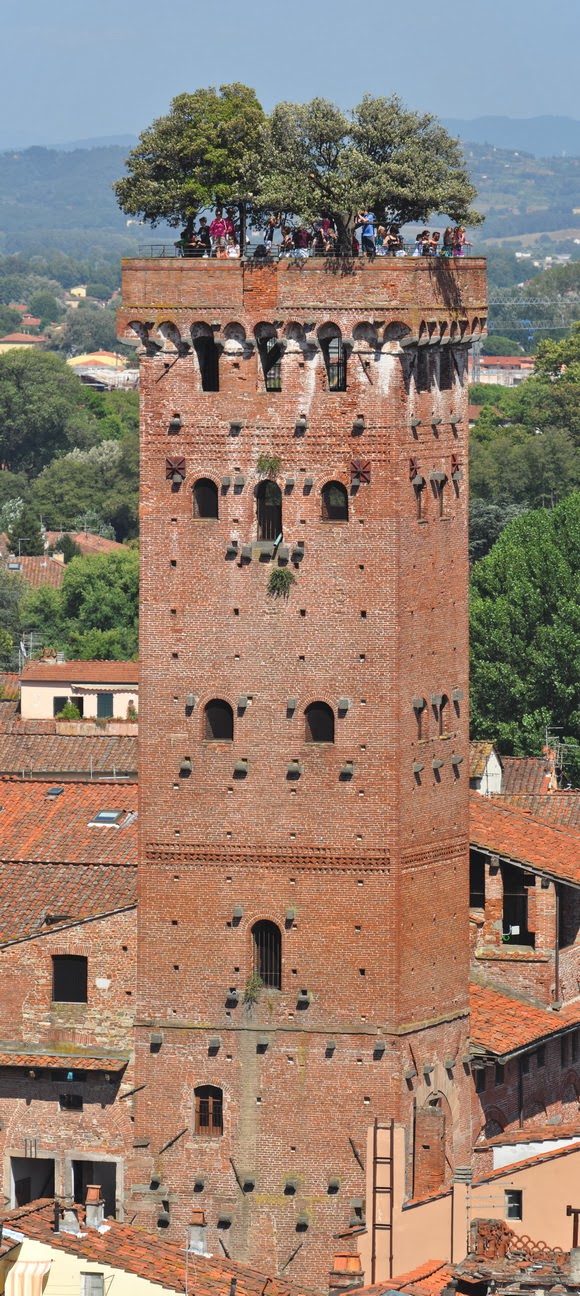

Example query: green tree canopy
[28,290,63,323]
[263,94,481,249]
[481,334,524,356]
[470,493,580,758]
[6,503,44,556]
[51,301,121,356]
[0,567,25,666]
[114,84,267,233]
[0,350,91,473]
[21,548,138,660]
[31,435,138,540]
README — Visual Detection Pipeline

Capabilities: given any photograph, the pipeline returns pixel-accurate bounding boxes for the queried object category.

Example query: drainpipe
[555,885,560,1003]
[518,1057,524,1129]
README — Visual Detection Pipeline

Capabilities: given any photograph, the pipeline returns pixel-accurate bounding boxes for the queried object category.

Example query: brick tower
[118,253,487,1286]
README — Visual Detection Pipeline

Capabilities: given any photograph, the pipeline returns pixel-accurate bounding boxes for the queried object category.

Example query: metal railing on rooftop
[135,240,479,261]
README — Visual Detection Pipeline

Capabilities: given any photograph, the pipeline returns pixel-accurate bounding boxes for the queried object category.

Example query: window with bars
[321,481,349,522]
[256,480,282,541]
[82,1275,104,1296]
[258,336,283,391]
[252,920,282,990]
[194,1085,223,1136]
[320,332,347,391]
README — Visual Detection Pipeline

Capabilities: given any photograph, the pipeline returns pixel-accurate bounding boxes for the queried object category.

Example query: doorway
[72,1159,116,1218]
[11,1156,55,1207]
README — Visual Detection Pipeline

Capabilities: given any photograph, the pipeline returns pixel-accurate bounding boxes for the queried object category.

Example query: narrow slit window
[439,694,449,736]
[193,478,219,519]
[252,920,282,990]
[195,1084,223,1136]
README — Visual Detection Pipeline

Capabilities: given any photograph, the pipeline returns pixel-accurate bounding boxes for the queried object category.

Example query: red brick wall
[121,257,487,1283]
[0,908,136,1211]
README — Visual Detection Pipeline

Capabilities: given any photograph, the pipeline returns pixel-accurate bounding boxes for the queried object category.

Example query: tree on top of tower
[113,83,268,236]
[263,95,482,252]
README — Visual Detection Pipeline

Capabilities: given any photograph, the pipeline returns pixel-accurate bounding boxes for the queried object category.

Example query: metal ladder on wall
[370,1118,395,1283]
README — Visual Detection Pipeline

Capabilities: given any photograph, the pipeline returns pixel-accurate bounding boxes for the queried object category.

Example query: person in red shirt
[209,209,228,255]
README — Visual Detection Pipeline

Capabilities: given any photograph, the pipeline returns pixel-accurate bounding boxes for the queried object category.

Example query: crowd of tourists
[175,208,471,259]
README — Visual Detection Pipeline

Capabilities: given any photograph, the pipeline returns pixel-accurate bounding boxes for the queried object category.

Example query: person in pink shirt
[209,209,228,255]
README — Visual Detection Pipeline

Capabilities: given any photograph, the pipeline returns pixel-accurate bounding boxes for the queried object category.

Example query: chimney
[187,1208,207,1256]
[85,1185,105,1228]
[60,1206,80,1234]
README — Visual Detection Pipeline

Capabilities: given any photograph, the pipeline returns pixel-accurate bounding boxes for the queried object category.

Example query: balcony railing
[136,240,479,261]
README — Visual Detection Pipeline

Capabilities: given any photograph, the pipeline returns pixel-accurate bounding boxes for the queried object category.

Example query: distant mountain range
[442,116,580,158]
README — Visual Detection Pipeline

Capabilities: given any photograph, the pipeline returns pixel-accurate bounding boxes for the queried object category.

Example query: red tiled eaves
[21,661,138,684]
[386,1262,453,1296]
[469,792,580,886]
[1,1201,321,1296]
[473,1139,580,1185]
[469,741,498,780]
[0,1051,128,1071]
[470,982,580,1058]
[0,778,137,867]
[0,860,136,946]
[476,1120,580,1148]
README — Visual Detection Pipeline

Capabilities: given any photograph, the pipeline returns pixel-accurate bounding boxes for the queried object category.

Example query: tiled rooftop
[469,792,580,886]
[0,731,137,778]
[0,778,137,868]
[1,1201,320,1296]
[21,660,138,684]
[470,740,498,779]
[0,1048,129,1070]
[476,1119,580,1148]
[470,982,580,1059]
[387,1262,452,1296]
[0,858,136,945]
[497,791,580,833]
[3,556,65,589]
[44,531,126,557]
[501,756,553,795]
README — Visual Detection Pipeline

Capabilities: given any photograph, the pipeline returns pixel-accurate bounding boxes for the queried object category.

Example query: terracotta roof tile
[470,982,580,1059]
[501,756,553,795]
[44,532,126,556]
[476,1119,580,1148]
[0,777,137,868]
[469,741,498,779]
[0,732,137,778]
[473,1139,580,1183]
[0,1050,128,1071]
[0,858,135,945]
[387,1262,452,1296]
[470,792,580,885]
[3,556,64,589]
[496,792,580,833]
[1,1201,320,1296]
[21,661,138,684]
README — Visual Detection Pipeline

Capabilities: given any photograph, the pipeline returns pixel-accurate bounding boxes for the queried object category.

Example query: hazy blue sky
[2,0,579,146]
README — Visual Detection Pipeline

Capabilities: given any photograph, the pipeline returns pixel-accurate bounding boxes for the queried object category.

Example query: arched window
[439,694,449,736]
[193,478,218,519]
[194,1085,223,1136]
[256,480,282,541]
[319,326,347,391]
[321,481,349,522]
[252,920,282,990]
[192,325,219,391]
[204,699,234,741]
[305,701,335,743]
